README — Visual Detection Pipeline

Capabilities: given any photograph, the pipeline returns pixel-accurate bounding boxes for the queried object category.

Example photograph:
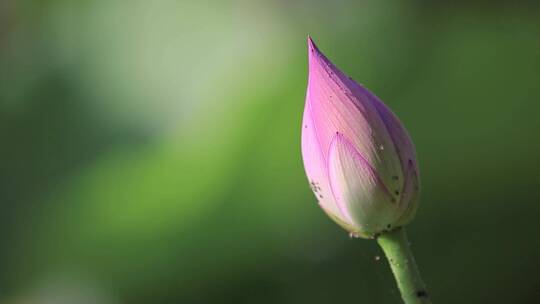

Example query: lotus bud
[301,37,420,238]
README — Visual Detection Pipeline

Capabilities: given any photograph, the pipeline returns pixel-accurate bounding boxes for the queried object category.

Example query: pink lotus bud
[302,37,420,238]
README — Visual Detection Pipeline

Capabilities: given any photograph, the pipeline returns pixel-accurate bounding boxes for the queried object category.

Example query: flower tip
[307,35,319,55]
[307,36,326,72]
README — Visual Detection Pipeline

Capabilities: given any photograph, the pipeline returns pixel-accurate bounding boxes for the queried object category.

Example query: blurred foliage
[1,0,540,303]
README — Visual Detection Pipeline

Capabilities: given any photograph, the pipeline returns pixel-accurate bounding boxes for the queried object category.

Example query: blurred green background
[1,0,540,303]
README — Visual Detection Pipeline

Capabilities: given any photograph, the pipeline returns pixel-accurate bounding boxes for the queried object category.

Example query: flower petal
[301,93,351,225]
[395,159,420,226]
[306,37,404,188]
[371,96,419,178]
[327,132,398,235]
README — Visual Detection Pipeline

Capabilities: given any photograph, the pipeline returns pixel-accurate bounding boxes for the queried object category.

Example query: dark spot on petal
[392,176,399,180]
[387,224,392,229]
[395,190,400,195]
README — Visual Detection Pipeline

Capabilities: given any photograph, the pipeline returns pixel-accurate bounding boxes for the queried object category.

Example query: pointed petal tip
[307,36,328,77]
[330,132,356,158]
[307,35,314,48]
[306,36,337,77]
[307,35,320,58]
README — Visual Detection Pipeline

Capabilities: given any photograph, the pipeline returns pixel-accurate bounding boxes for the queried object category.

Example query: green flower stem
[377,227,432,304]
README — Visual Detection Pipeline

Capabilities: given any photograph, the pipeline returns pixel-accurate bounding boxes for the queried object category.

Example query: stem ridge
[377,228,432,304]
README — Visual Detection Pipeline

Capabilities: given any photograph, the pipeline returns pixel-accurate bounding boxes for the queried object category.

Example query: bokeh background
[1,0,540,303]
